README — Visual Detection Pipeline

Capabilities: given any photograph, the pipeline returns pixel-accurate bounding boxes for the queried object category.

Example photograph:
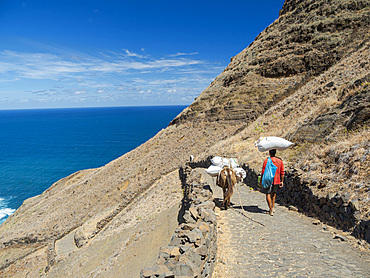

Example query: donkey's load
[234,167,247,180]
[211,156,239,169]
[255,136,293,152]
[205,165,222,177]
[206,156,246,180]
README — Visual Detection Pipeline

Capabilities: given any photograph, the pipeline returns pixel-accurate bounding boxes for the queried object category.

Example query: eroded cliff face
[0,0,369,276]
[171,0,369,125]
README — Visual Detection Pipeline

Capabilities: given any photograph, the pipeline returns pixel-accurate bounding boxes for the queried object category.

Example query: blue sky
[0,0,285,109]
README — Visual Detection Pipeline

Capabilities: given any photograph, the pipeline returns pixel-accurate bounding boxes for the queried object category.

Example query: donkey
[217,166,237,210]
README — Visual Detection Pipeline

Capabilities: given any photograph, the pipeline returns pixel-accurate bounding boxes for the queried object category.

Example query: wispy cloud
[0,49,205,80]
[0,48,223,107]
[169,52,199,57]
[123,49,148,59]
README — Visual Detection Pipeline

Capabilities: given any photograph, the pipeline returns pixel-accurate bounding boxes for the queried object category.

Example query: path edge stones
[242,164,370,244]
[140,164,217,278]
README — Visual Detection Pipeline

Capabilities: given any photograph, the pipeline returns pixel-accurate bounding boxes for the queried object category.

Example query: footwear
[269,211,274,216]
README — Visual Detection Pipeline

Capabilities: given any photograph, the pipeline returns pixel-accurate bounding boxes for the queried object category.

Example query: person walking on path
[259,149,284,216]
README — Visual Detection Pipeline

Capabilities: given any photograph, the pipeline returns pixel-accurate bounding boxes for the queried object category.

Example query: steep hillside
[0,0,368,276]
[0,121,242,276]
[204,41,369,221]
[171,0,369,125]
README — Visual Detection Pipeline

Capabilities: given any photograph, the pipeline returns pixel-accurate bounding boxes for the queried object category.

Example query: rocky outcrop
[171,0,369,125]
[291,74,370,142]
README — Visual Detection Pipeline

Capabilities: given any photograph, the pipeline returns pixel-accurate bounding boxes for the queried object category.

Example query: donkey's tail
[225,168,234,204]
[223,168,233,208]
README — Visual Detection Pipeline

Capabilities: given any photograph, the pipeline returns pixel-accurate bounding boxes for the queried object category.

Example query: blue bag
[261,157,278,188]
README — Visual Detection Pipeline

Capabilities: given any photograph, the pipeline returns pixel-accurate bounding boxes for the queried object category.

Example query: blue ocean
[0,106,186,224]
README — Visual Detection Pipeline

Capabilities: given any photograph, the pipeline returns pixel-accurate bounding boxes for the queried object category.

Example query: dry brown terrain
[0,0,368,277]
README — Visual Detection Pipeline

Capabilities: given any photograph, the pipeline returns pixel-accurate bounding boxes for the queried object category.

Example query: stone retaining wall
[242,164,370,243]
[140,166,217,278]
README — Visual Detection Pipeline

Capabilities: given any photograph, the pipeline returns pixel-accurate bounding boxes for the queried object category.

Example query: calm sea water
[0,106,186,224]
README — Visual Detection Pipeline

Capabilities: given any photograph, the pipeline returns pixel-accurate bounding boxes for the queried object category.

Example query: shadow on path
[213,197,236,211]
[232,205,267,214]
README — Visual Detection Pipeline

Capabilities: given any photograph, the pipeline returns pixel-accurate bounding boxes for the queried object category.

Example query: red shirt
[262,157,284,185]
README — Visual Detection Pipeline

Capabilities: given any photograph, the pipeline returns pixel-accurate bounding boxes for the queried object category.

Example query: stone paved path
[212,182,370,278]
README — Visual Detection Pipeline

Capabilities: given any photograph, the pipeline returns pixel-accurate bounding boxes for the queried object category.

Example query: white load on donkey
[205,156,246,209]
[205,156,246,180]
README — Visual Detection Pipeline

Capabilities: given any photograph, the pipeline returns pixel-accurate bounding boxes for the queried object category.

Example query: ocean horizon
[0,105,186,224]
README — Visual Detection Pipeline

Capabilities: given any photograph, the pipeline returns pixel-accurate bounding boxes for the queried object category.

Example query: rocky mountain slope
[171,0,369,125]
[0,0,369,276]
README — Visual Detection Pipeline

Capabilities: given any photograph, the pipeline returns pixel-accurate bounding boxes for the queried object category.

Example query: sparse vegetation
[0,0,369,276]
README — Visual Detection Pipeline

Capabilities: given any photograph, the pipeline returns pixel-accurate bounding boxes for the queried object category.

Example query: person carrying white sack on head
[259,149,284,216]
[255,136,292,216]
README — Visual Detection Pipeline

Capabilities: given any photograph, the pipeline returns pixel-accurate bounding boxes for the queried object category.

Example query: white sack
[234,167,246,180]
[221,157,231,167]
[255,136,294,152]
[210,156,223,167]
[211,156,239,168]
[228,158,239,169]
[205,165,222,177]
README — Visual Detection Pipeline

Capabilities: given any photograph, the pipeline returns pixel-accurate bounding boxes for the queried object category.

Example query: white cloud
[0,47,225,108]
[169,52,199,57]
[0,49,205,80]
[123,49,147,59]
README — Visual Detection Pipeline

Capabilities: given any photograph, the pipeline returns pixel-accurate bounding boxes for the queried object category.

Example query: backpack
[261,157,278,188]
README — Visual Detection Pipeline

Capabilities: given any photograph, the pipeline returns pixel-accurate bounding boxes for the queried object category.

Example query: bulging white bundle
[234,167,246,180]
[210,156,225,167]
[255,136,294,152]
[205,165,222,177]
[228,158,239,169]
[206,156,244,179]
[210,156,239,168]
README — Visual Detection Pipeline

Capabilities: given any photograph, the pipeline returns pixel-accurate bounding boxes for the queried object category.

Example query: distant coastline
[0,104,188,112]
